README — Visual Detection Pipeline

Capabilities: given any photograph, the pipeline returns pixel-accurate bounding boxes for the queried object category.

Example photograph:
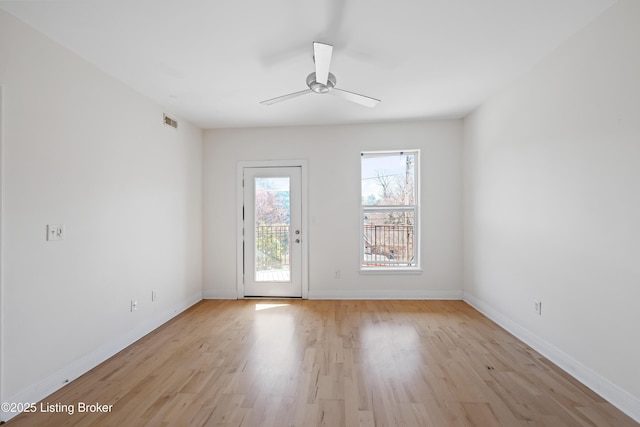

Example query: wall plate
[47,224,65,241]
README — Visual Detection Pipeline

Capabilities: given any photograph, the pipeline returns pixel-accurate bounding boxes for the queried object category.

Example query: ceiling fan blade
[313,42,333,86]
[331,88,380,108]
[260,89,312,105]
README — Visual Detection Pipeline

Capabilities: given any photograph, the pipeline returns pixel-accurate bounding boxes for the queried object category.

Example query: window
[361,150,419,270]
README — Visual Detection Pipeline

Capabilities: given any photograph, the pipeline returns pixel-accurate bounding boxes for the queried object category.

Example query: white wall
[203,120,462,299]
[0,10,203,417]
[463,0,640,418]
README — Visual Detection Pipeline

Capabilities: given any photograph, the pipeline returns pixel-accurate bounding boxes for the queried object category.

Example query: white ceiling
[0,0,616,129]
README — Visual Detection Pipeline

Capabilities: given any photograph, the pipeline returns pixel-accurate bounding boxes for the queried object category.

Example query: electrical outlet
[131,300,138,312]
[335,269,341,279]
[152,290,157,302]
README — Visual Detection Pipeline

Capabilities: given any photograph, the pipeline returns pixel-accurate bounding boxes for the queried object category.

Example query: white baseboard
[203,289,238,299]
[309,289,463,300]
[463,292,640,423]
[202,288,463,301]
[1,291,203,422]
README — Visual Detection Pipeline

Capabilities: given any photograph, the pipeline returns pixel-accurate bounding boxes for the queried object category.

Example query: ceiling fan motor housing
[307,72,336,93]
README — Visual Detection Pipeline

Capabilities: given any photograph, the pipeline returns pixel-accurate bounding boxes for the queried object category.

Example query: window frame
[360,150,421,273]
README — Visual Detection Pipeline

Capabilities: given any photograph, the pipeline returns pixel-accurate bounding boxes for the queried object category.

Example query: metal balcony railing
[363,224,414,266]
[255,224,290,271]
[256,223,415,269]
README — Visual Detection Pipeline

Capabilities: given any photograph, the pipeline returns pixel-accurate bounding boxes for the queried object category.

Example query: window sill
[359,267,423,275]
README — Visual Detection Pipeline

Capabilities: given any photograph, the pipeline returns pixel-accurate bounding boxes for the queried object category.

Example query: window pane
[363,210,415,267]
[361,153,415,206]
[254,177,290,282]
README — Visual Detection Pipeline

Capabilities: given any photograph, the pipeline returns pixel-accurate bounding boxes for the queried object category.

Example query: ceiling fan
[260,42,381,108]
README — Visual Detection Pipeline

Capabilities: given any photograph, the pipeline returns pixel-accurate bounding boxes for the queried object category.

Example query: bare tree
[255,190,289,225]
[374,169,394,199]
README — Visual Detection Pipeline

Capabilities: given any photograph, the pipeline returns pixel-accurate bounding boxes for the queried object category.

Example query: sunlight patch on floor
[255,303,290,311]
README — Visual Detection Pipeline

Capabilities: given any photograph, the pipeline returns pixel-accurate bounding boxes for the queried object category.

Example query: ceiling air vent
[163,113,178,129]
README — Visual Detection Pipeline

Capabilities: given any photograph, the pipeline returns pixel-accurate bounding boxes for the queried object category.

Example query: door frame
[0,86,4,418]
[236,160,309,299]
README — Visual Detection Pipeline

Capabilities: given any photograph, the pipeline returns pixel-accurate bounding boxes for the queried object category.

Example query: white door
[243,167,302,297]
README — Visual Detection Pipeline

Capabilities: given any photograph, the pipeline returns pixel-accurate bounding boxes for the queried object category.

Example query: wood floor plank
[4,300,638,427]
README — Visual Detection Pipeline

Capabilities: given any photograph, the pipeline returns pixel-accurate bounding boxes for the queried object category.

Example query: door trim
[236,160,308,299]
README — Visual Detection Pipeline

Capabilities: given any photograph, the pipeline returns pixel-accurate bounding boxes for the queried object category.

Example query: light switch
[47,224,65,241]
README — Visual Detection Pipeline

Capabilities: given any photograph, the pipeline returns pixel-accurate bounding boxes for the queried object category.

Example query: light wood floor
[6,300,638,426]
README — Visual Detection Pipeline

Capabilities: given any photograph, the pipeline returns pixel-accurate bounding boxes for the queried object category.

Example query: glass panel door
[243,167,302,297]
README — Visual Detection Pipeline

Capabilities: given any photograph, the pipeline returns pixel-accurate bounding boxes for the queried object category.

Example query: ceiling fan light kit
[260,41,381,108]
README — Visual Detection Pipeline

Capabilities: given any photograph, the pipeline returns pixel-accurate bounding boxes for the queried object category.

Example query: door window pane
[254,177,291,282]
